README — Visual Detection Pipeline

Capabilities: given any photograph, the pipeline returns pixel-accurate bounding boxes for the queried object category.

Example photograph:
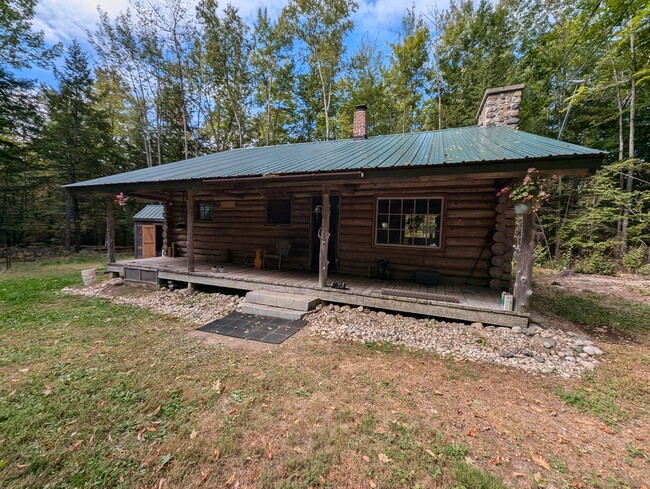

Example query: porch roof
[67,126,605,190]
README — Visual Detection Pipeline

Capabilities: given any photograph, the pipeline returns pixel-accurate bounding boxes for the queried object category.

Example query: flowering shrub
[496,167,558,212]
[114,192,132,207]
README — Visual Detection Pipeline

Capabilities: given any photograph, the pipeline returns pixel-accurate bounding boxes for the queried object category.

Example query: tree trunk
[620,29,636,256]
[64,190,72,252]
[513,212,536,314]
[72,193,81,251]
[106,197,115,264]
[318,190,330,288]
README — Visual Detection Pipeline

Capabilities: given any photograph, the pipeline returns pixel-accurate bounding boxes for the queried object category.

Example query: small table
[254,248,263,269]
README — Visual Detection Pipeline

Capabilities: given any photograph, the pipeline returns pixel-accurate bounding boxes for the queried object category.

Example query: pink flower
[527,167,536,173]
[523,177,531,185]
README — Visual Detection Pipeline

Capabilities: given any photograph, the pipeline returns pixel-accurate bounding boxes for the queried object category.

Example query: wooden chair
[263,240,291,270]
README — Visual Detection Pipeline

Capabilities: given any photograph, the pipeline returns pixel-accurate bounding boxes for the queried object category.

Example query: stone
[500,350,515,358]
[511,326,522,333]
[579,353,589,359]
[543,339,556,349]
[356,306,364,312]
[534,355,546,363]
[471,322,484,329]
[581,361,595,370]
[583,346,603,356]
[571,344,584,353]
[522,349,534,357]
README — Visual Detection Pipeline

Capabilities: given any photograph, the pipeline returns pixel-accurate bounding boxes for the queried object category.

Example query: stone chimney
[352,104,368,139]
[476,84,524,129]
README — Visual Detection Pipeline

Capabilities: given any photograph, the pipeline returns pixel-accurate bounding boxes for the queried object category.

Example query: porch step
[241,303,306,321]
[244,290,320,312]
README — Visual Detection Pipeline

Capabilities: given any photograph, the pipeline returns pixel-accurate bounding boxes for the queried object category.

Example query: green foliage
[574,253,618,276]
[622,246,648,272]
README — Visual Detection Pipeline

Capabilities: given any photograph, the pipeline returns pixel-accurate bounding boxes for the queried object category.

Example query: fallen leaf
[70,440,82,450]
[157,477,166,489]
[369,481,377,488]
[107,434,113,443]
[425,449,436,459]
[533,472,542,482]
[9,390,16,396]
[530,450,550,470]
[512,472,526,478]
[214,448,220,461]
[147,427,157,432]
[212,380,223,393]
[19,368,29,373]
[574,418,595,426]
[160,454,173,469]
[362,455,370,462]
[434,390,443,396]
[378,453,391,464]
[225,473,236,486]
[43,386,52,396]
[190,430,198,440]
[467,426,477,437]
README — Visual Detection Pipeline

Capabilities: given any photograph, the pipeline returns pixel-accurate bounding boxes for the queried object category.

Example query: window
[197,201,212,220]
[375,197,443,248]
[266,199,291,225]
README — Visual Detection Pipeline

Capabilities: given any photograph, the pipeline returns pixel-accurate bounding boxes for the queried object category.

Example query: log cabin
[67,85,606,327]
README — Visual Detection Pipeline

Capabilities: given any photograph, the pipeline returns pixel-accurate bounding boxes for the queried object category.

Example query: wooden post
[513,212,536,313]
[318,190,330,288]
[186,190,194,273]
[106,197,116,265]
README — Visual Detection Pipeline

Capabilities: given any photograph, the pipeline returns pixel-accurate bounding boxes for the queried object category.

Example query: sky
[25,0,450,84]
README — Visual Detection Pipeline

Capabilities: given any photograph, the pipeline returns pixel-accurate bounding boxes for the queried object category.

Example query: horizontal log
[493,231,506,243]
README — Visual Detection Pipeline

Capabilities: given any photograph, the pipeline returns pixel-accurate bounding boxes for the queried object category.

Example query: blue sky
[24,0,451,85]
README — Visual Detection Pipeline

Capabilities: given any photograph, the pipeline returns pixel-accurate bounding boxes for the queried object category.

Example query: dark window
[197,201,212,220]
[266,199,291,225]
[375,197,443,248]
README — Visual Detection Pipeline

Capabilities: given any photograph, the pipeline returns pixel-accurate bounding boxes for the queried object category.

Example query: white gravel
[64,279,603,378]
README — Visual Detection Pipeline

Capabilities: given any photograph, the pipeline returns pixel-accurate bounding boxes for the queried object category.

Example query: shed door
[142,225,157,258]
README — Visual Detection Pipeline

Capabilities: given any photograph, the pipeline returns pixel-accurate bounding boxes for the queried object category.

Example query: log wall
[165,177,514,286]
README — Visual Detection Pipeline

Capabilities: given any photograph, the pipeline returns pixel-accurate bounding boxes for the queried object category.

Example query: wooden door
[142,225,157,258]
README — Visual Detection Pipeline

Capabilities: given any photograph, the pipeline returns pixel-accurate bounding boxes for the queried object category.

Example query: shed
[133,204,164,259]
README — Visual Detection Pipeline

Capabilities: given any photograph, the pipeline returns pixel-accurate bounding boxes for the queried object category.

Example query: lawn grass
[0,257,511,488]
[531,288,650,338]
[2,257,648,488]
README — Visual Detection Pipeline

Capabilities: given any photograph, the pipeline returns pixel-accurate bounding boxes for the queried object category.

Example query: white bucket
[81,269,96,286]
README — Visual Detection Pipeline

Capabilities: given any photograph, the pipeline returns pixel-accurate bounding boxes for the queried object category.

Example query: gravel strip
[64,279,243,325]
[64,280,603,378]
[307,304,604,378]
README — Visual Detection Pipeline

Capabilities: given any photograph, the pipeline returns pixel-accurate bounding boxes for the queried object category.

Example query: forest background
[1,0,648,273]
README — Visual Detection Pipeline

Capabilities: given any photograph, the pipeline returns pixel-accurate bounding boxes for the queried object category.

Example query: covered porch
[107,256,529,327]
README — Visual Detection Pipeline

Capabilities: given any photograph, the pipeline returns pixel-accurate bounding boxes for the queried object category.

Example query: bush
[622,246,648,272]
[638,264,650,277]
[574,253,618,276]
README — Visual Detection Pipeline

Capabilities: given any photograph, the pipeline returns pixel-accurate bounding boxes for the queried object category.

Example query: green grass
[531,289,650,337]
[0,256,510,488]
[555,388,623,427]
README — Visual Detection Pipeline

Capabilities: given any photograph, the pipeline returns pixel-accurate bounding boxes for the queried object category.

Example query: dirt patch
[536,269,650,306]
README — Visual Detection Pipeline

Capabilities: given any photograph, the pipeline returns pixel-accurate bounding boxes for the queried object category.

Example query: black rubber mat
[196,311,306,344]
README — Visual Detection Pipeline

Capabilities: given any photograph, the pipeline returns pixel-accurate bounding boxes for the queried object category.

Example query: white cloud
[33,0,130,45]
[33,0,450,47]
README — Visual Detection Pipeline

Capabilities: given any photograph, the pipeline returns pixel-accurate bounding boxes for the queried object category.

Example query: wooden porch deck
[108,257,528,327]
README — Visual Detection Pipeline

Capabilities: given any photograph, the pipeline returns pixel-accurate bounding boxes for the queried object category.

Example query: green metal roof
[67,126,605,189]
[133,204,164,222]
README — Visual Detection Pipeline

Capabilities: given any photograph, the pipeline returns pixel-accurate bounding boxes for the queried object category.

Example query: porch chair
[263,239,291,270]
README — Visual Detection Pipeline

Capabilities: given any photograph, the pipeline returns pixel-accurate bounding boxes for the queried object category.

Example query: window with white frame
[375,197,443,248]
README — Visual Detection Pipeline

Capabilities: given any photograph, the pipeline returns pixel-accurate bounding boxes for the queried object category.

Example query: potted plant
[497,168,557,214]
[114,192,134,214]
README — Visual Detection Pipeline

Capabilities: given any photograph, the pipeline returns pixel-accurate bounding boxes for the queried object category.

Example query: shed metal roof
[68,126,605,189]
[133,204,164,222]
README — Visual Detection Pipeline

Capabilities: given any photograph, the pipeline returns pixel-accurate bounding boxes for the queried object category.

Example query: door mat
[380,288,460,303]
[196,311,306,344]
